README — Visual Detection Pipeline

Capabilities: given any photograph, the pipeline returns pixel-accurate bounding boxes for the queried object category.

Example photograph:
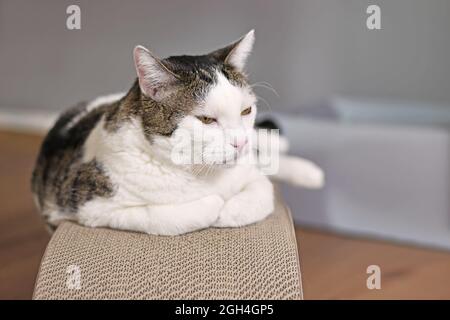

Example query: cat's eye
[241,107,252,116]
[196,116,216,124]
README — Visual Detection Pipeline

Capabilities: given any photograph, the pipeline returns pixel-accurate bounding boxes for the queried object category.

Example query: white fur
[275,155,324,189]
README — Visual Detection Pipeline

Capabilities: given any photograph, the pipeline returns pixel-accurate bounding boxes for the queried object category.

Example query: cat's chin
[202,156,240,169]
[215,161,237,169]
[200,160,236,169]
[199,150,240,166]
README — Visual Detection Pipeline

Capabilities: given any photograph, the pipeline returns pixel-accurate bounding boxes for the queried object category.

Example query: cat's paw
[199,194,226,218]
[143,195,225,235]
[212,195,272,228]
[213,198,244,228]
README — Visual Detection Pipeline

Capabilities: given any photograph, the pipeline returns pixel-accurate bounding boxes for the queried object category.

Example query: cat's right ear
[208,30,255,72]
[133,45,178,101]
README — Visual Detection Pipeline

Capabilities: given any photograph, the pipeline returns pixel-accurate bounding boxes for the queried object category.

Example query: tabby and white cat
[32,30,323,235]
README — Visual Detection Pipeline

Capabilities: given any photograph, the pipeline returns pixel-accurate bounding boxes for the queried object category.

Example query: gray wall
[1,0,450,112]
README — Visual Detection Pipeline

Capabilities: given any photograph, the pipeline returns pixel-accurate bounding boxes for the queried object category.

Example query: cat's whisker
[192,163,210,178]
[205,165,214,179]
[250,81,279,97]
[192,164,204,177]
[255,94,273,113]
[199,165,208,177]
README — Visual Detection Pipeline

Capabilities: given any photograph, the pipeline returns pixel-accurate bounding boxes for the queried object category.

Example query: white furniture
[268,97,450,250]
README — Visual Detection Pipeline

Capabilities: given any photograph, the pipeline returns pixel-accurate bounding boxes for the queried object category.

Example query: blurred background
[1,0,450,299]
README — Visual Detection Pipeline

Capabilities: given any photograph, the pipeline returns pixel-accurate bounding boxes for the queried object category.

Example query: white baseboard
[0,108,58,134]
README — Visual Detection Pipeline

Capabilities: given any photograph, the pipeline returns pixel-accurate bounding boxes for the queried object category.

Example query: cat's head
[133,30,257,167]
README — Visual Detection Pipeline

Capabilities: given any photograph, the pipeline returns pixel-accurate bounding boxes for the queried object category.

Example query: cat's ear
[209,30,255,72]
[133,45,179,100]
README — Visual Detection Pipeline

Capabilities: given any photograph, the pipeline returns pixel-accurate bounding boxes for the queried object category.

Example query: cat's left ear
[209,30,255,72]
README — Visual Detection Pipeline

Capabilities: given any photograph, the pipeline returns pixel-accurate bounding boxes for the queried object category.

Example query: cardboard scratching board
[33,192,303,299]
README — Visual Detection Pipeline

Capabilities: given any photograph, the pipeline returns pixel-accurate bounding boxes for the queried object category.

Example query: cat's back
[31,93,124,219]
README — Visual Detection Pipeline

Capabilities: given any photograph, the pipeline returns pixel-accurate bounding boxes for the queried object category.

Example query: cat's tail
[255,118,324,189]
[274,152,324,188]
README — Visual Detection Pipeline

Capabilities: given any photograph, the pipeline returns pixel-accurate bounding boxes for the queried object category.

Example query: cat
[31,30,323,235]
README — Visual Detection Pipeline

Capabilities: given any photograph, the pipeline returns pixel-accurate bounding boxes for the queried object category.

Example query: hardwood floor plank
[0,132,50,299]
[296,228,450,299]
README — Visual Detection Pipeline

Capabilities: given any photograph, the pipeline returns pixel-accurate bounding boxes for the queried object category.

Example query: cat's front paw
[213,199,244,228]
[213,195,272,228]
[200,194,226,218]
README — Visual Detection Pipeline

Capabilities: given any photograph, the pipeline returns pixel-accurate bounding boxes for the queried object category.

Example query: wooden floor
[1,131,450,299]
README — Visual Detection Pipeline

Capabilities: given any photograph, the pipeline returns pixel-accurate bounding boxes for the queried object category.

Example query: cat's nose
[231,138,248,152]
